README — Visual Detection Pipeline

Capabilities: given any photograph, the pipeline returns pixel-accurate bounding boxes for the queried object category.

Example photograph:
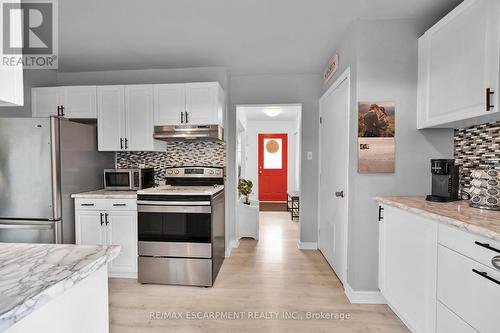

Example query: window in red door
[258,133,288,201]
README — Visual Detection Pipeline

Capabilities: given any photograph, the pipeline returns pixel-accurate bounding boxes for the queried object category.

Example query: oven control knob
[209,170,215,175]
[167,170,173,175]
[174,170,179,174]
[216,170,221,175]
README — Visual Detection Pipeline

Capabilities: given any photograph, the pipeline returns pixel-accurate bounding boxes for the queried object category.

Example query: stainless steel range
[136,167,225,287]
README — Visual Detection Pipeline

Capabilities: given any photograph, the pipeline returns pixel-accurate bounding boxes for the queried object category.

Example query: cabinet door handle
[113,203,126,207]
[185,111,189,123]
[472,269,500,286]
[60,105,65,117]
[486,88,494,111]
[124,138,128,150]
[105,213,109,226]
[81,203,94,207]
[475,241,500,254]
[378,206,384,222]
[492,256,500,271]
[120,138,124,149]
[181,112,184,123]
[57,105,61,116]
[100,213,104,226]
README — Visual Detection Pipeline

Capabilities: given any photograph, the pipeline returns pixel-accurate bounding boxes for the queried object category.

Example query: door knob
[335,190,344,198]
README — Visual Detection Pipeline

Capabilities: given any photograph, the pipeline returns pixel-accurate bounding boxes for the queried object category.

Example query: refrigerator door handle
[0,223,53,230]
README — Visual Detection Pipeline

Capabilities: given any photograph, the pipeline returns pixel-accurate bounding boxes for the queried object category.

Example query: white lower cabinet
[378,206,438,333]
[380,205,500,333]
[75,199,137,278]
[437,302,478,333]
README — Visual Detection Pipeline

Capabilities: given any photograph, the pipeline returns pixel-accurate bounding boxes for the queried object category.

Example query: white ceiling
[238,105,301,122]
[58,0,462,74]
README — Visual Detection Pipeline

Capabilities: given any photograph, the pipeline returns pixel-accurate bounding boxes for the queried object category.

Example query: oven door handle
[137,200,211,206]
[138,205,212,214]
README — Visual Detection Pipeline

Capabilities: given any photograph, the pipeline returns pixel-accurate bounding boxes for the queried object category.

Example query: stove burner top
[138,185,224,196]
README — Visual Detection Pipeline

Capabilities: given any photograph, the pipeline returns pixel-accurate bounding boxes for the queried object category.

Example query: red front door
[258,133,288,201]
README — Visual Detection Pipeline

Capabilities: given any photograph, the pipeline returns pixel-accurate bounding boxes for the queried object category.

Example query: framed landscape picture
[357,101,396,173]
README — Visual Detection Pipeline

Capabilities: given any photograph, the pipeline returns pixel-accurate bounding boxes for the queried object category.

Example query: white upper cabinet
[0,0,23,107]
[97,85,124,151]
[125,85,164,151]
[97,85,165,152]
[417,0,500,128]
[153,84,185,125]
[32,87,62,117]
[62,86,97,118]
[32,86,97,118]
[153,82,224,126]
[185,82,223,125]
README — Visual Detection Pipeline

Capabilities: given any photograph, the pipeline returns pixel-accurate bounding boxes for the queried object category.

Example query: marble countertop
[376,196,500,241]
[0,243,120,331]
[71,189,137,199]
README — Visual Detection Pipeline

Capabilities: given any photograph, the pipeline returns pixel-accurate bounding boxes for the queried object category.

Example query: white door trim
[317,67,351,286]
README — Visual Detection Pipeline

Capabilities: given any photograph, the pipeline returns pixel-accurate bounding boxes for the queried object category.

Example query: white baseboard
[344,283,387,304]
[297,241,318,250]
[225,239,240,257]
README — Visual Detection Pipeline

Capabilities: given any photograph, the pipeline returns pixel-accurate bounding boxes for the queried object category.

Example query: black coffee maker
[426,159,460,202]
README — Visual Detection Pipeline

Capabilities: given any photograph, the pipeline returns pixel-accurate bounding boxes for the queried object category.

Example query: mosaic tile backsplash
[116,141,226,183]
[454,121,500,187]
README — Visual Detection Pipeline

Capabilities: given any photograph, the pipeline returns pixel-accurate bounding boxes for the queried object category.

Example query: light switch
[307,152,313,160]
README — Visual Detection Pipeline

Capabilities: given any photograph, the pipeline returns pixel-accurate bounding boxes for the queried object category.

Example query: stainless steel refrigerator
[0,117,114,244]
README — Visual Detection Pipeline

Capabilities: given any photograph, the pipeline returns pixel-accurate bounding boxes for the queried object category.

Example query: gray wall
[228,74,322,244]
[325,19,454,291]
[0,70,58,117]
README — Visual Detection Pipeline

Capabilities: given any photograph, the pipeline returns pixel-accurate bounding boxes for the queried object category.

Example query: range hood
[154,125,224,141]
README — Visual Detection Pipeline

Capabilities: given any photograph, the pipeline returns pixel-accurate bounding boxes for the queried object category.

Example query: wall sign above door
[323,53,339,83]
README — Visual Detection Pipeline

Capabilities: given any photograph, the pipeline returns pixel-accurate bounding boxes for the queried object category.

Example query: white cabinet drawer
[437,302,478,333]
[75,199,106,211]
[437,245,500,333]
[439,224,500,271]
[105,199,137,211]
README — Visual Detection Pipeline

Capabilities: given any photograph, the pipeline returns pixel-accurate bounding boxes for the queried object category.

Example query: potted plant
[238,178,253,205]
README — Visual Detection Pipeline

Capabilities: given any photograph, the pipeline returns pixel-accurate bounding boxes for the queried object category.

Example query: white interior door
[318,74,349,284]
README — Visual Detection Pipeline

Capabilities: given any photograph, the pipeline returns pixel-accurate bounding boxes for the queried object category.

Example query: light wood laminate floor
[109,212,408,332]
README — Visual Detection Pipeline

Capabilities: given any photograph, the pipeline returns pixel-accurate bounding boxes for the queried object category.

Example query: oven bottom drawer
[138,241,212,258]
[138,257,213,287]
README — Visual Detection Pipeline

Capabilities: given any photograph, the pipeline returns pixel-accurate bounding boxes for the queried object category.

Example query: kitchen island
[0,243,120,333]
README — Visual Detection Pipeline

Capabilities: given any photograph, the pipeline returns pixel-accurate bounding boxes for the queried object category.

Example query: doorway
[235,104,302,239]
[318,68,351,285]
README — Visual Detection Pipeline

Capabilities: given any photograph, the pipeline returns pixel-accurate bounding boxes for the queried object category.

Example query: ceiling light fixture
[264,107,281,118]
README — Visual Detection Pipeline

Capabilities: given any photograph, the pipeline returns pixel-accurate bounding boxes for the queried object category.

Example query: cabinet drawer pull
[120,138,124,149]
[100,213,104,226]
[472,269,500,286]
[81,203,94,207]
[486,88,494,111]
[124,138,128,150]
[113,203,126,207]
[475,241,500,254]
[492,256,500,271]
[185,111,189,123]
[181,112,184,123]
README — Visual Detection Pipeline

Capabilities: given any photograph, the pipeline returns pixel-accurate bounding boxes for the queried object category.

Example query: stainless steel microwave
[104,168,155,190]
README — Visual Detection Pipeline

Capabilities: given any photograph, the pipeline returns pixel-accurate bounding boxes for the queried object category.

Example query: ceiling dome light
[264,107,281,117]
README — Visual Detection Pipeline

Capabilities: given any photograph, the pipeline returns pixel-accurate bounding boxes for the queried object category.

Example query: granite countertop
[71,189,137,199]
[376,196,500,241]
[0,243,120,331]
